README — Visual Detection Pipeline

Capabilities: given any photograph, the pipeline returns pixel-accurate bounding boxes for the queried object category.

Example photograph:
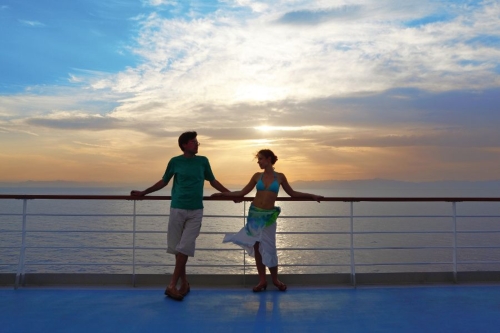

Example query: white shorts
[167,208,203,257]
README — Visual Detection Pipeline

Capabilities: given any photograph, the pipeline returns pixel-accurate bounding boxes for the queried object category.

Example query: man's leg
[165,208,186,300]
[175,209,203,296]
[169,253,188,290]
[177,253,190,295]
[165,253,185,300]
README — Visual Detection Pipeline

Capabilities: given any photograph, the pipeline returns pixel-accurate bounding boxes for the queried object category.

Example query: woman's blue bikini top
[255,172,280,194]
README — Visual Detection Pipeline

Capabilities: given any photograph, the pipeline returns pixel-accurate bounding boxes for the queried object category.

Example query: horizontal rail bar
[10,229,500,235]
[457,261,500,264]
[353,246,453,250]
[349,231,452,234]
[4,213,499,219]
[7,230,467,235]
[355,262,452,266]
[23,246,137,250]
[24,263,354,268]
[457,245,500,246]
[2,194,500,201]
[456,230,500,234]
[29,262,495,267]
[19,245,495,251]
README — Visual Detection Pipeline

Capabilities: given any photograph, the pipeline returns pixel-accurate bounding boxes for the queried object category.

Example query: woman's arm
[280,173,323,202]
[211,173,258,197]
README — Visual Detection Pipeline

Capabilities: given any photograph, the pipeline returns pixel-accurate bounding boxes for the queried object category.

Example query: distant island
[291,179,500,190]
[0,180,119,188]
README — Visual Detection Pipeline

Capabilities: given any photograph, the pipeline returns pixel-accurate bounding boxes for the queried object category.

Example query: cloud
[0,85,125,118]
[276,5,364,25]
[18,20,45,27]
[142,0,177,7]
[72,141,119,149]
[6,0,500,139]
[24,112,121,131]
[97,0,500,118]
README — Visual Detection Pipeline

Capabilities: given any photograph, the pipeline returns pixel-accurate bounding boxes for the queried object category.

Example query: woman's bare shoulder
[276,171,287,181]
[251,172,261,180]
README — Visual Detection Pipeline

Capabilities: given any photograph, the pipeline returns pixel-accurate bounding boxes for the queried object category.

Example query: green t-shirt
[162,155,215,210]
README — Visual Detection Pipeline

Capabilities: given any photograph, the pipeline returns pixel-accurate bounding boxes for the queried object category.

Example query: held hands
[130,190,144,197]
[311,194,324,202]
[211,192,242,203]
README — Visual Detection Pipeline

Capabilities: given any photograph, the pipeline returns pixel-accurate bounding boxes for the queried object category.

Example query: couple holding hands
[131,131,323,301]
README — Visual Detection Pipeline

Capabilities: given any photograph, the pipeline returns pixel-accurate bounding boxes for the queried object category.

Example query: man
[131,131,230,301]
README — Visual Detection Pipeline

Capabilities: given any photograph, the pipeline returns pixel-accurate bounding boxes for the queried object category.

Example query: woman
[212,149,323,292]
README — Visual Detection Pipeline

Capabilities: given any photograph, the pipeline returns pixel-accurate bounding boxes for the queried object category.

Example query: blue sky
[1,0,141,90]
[1,0,500,185]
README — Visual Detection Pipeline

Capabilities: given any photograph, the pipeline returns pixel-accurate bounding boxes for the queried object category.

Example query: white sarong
[223,205,281,267]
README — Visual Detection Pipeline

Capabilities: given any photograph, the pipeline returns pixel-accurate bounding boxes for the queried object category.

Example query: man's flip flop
[165,287,184,301]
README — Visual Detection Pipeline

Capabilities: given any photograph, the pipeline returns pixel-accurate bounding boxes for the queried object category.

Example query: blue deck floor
[1,284,499,333]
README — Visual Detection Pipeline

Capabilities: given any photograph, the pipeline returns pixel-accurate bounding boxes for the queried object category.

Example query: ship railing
[1,195,500,289]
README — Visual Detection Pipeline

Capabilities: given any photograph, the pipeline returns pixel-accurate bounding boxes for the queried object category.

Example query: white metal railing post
[350,201,356,286]
[132,200,137,287]
[243,201,247,283]
[452,202,458,283]
[15,199,28,289]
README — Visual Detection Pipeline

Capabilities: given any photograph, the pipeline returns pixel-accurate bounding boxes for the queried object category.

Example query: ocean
[1,186,500,275]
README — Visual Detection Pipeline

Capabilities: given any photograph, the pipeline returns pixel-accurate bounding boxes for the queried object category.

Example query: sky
[1,0,500,186]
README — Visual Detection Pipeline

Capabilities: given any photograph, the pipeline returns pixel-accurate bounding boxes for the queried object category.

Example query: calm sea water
[1,186,500,275]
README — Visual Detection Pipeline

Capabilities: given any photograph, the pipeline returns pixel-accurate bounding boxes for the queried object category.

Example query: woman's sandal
[274,281,287,291]
[252,282,268,292]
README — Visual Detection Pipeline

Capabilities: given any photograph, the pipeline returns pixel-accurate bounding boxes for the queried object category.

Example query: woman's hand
[311,194,324,202]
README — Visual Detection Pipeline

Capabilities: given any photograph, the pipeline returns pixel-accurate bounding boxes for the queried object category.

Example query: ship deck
[2,284,499,333]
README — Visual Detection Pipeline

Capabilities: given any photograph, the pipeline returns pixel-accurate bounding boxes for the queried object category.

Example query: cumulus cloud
[276,5,364,25]
[98,0,500,119]
[7,1,500,138]
[25,112,122,131]
[144,0,177,6]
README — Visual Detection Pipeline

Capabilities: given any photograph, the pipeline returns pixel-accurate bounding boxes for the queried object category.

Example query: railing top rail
[0,194,500,202]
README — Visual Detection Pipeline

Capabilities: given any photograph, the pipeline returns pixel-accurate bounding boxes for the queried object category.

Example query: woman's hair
[256,149,278,165]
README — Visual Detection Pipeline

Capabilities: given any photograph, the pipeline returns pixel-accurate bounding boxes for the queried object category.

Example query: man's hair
[178,131,197,151]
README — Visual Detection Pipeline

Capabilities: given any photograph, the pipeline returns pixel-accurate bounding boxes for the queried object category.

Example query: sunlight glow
[235,85,278,102]
[254,125,328,132]
[248,139,273,145]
